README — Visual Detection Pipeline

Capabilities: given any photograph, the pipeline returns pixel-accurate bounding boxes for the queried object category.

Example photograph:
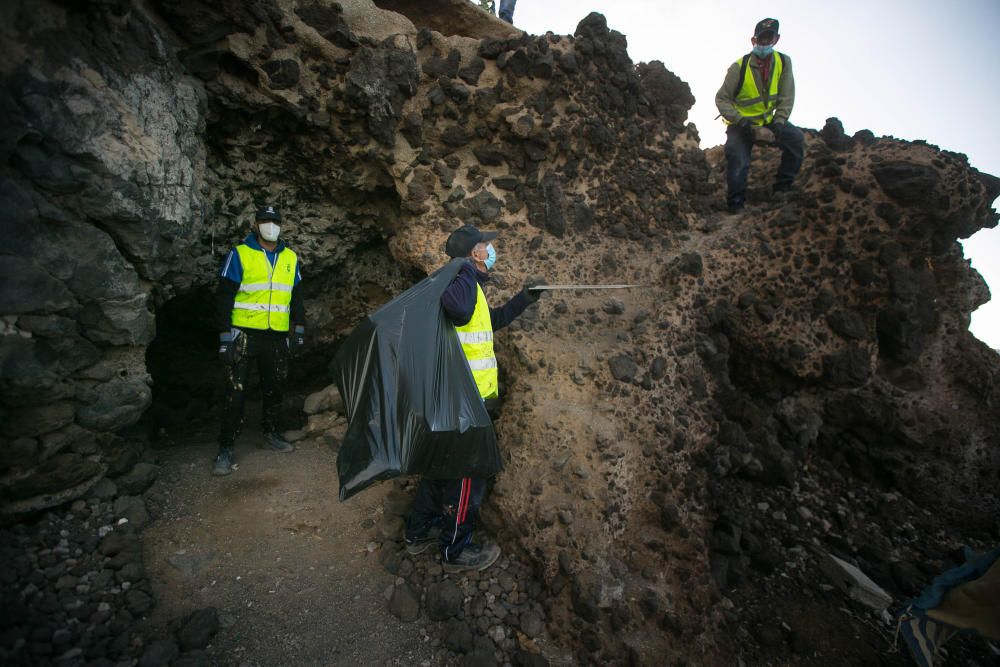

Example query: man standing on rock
[212,206,306,476]
[715,18,805,213]
[498,0,516,24]
[404,224,546,572]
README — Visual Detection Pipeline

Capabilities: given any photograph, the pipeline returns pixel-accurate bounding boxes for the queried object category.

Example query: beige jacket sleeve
[715,60,744,124]
[772,54,795,124]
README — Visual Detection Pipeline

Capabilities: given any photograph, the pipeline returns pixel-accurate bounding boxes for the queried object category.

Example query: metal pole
[527,284,642,290]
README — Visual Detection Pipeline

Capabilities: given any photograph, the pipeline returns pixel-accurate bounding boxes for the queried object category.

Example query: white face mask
[258,222,280,242]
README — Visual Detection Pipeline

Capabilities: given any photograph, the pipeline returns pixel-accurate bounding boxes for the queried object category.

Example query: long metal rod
[528,284,642,290]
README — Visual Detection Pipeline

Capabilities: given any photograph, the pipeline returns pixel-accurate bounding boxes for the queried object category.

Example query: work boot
[405,525,442,556]
[443,542,501,573]
[212,448,234,476]
[261,432,295,452]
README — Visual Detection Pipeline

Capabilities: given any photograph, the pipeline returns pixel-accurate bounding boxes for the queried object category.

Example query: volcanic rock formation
[2,0,998,664]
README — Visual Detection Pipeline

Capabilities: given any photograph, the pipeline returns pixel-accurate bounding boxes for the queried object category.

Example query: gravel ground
[141,426,436,666]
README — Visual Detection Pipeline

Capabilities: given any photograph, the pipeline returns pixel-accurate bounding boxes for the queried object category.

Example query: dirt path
[141,425,435,666]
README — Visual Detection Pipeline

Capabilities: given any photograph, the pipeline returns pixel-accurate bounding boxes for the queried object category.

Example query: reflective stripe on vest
[455,284,498,399]
[733,52,783,126]
[457,330,494,344]
[231,244,298,332]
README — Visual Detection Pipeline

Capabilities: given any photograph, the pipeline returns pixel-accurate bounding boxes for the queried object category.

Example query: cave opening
[143,286,332,444]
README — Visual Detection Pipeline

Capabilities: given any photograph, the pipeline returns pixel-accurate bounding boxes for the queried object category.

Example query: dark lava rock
[295,2,358,48]
[138,639,179,667]
[513,649,549,667]
[178,607,219,651]
[854,129,877,146]
[650,356,668,381]
[172,651,210,667]
[823,346,871,387]
[425,580,463,621]
[519,609,545,638]
[442,125,473,147]
[346,46,418,146]
[388,583,420,622]
[710,522,741,554]
[756,624,786,648]
[602,299,625,315]
[498,49,530,77]
[571,574,601,623]
[461,652,498,667]
[458,57,485,85]
[126,589,153,615]
[262,59,300,89]
[473,146,505,167]
[478,38,503,60]
[115,462,158,495]
[826,309,867,340]
[659,503,681,532]
[443,618,475,653]
[608,354,638,383]
[636,60,694,125]
[819,117,853,151]
[89,477,118,499]
[872,161,939,205]
[677,253,703,277]
[99,531,137,557]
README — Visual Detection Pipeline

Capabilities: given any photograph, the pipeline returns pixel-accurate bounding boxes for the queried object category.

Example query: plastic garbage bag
[332,259,501,500]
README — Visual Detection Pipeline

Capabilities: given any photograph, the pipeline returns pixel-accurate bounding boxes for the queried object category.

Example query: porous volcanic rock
[1,1,998,665]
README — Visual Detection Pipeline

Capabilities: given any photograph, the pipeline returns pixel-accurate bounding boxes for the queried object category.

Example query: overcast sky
[509,0,1000,348]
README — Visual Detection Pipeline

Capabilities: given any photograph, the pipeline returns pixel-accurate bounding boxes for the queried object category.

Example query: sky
[508,0,1000,349]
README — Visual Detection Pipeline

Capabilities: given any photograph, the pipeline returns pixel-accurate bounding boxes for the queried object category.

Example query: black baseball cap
[754,18,779,38]
[255,206,282,222]
[445,224,498,258]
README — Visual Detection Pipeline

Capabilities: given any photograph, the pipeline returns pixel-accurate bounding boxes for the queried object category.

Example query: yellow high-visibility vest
[231,244,297,332]
[455,284,498,400]
[732,52,784,126]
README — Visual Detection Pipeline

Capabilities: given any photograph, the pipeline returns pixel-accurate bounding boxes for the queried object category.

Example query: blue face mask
[484,243,497,270]
[753,44,774,58]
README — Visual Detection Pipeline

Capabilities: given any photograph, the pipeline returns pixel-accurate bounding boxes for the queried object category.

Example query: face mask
[258,222,280,242]
[753,44,774,58]
[484,243,497,270]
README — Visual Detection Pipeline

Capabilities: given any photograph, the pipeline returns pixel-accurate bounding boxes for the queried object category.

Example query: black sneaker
[726,201,745,214]
[261,432,295,452]
[212,448,234,476]
[443,542,501,573]
[405,525,442,556]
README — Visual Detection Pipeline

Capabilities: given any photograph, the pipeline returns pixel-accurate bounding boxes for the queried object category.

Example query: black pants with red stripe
[405,477,486,561]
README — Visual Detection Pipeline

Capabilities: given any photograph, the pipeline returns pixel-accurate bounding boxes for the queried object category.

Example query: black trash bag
[332,258,501,500]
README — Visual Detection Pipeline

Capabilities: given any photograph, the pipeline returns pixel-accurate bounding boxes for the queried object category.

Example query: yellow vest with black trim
[732,52,783,126]
[455,284,498,400]
[231,244,297,332]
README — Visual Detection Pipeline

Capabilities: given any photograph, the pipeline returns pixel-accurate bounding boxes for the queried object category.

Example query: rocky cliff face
[2,0,998,664]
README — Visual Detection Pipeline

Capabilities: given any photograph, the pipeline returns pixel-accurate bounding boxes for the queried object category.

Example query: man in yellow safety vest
[212,206,306,476]
[715,18,805,213]
[404,224,546,572]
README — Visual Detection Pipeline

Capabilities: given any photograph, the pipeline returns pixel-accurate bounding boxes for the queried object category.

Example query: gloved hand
[752,124,777,144]
[218,328,242,366]
[289,325,305,356]
[522,278,548,304]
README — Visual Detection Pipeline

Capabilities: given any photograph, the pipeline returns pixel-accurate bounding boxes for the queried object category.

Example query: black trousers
[725,121,805,208]
[218,330,289,449]
[405,477,486,561]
